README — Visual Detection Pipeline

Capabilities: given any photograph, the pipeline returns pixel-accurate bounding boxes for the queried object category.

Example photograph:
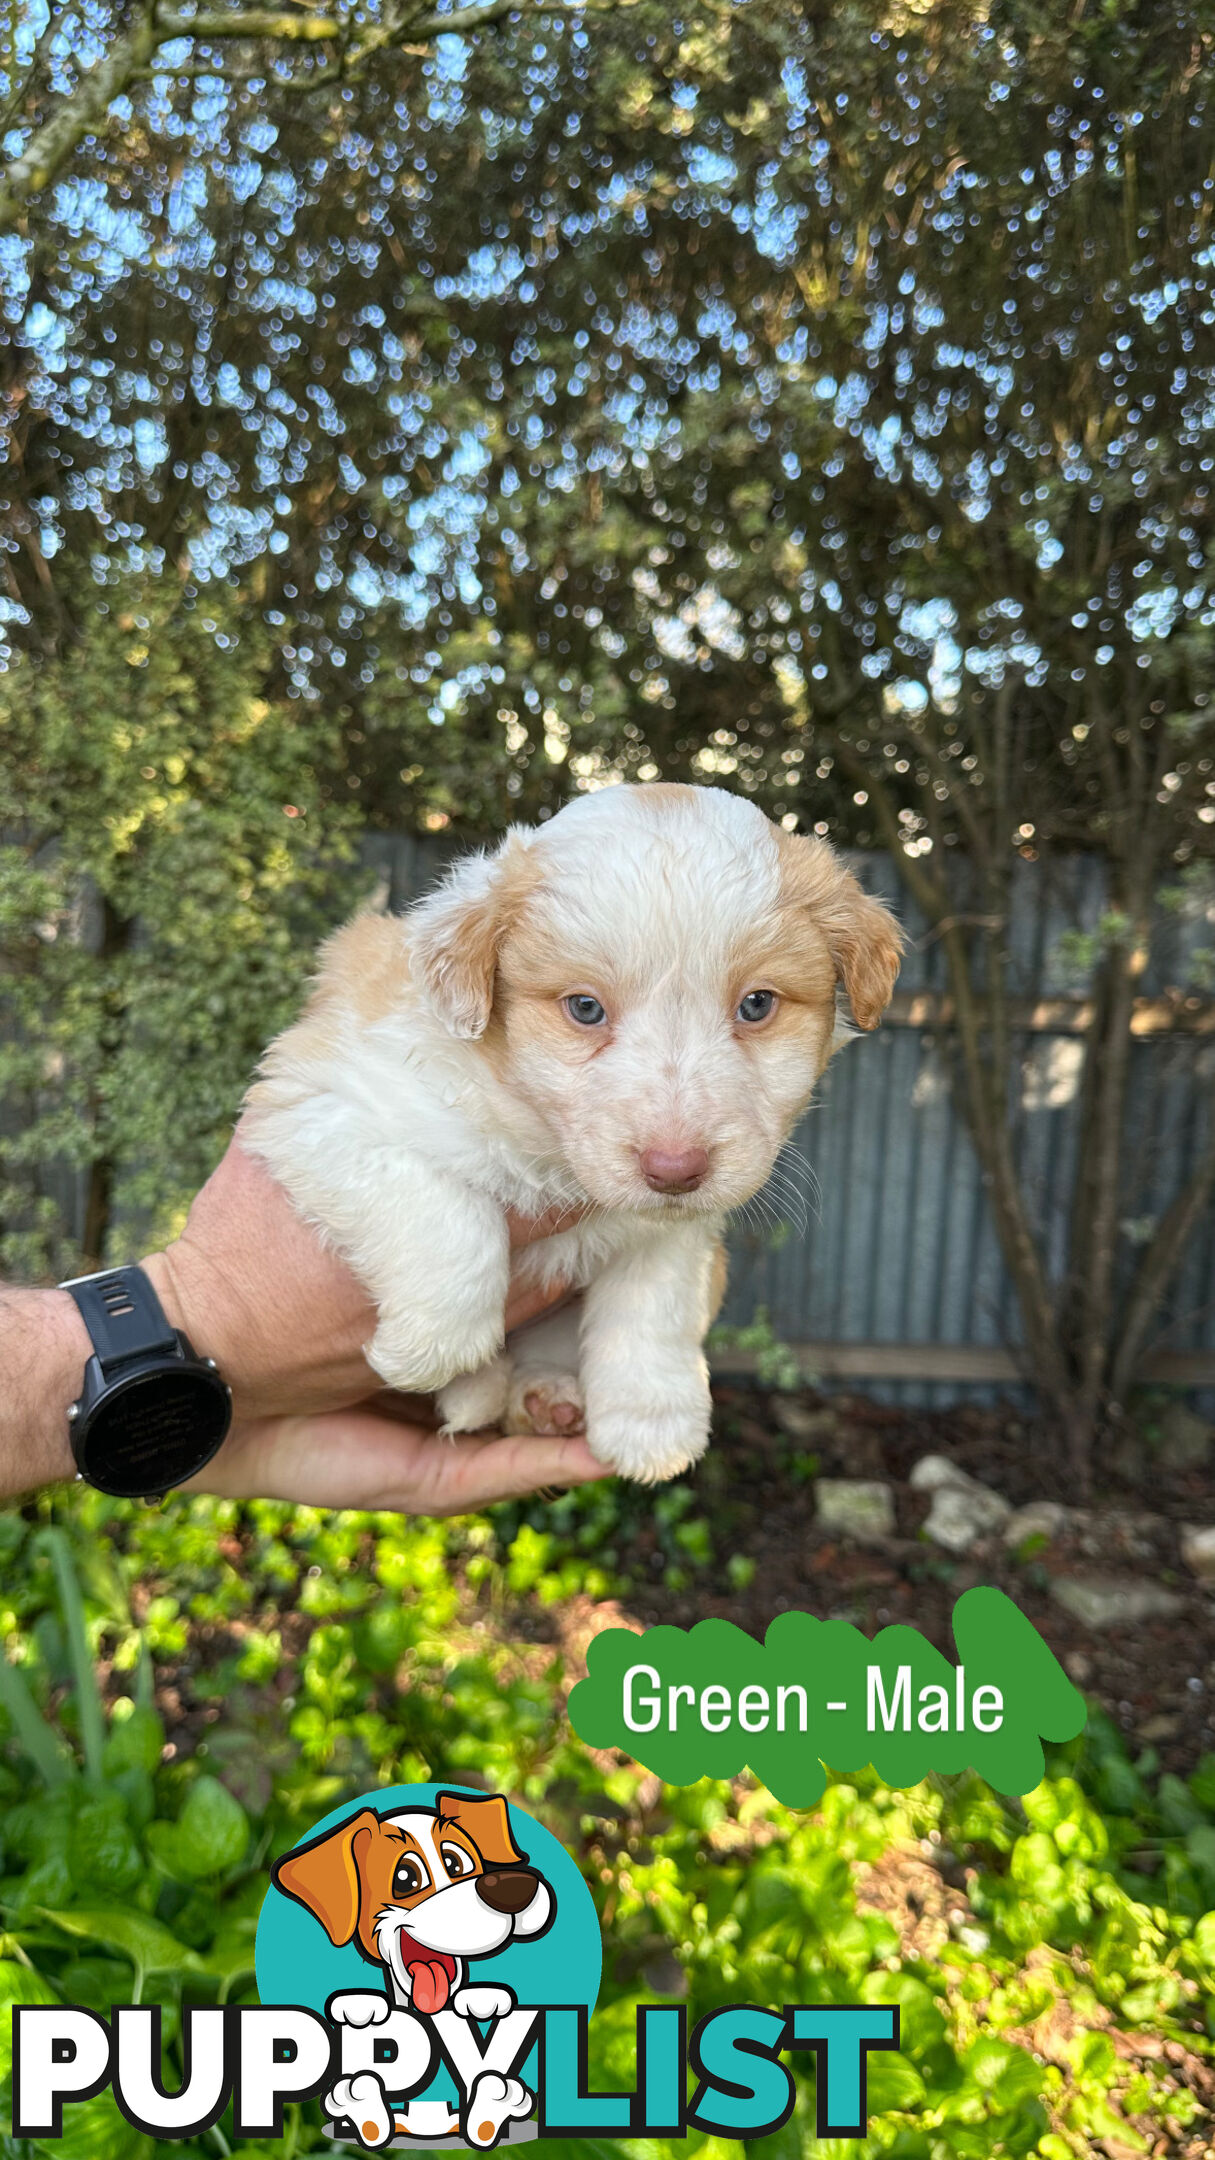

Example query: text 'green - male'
[567,1586,1086,1806]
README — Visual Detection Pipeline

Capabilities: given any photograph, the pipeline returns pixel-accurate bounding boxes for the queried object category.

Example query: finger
[186,1408,607,1514]
[429,1432,605,1514]
[505,1204,586,1249]
[503,1275,575,1333]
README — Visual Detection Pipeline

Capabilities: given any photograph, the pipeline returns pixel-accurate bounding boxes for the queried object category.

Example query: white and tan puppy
[273,1792,551,2147]
[242,783,901,1482]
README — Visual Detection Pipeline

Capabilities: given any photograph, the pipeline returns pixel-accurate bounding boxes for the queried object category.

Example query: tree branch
[0,0,613,234]
[1109,1094,1215,1406]
[0,1,77,131]
[0,5,160,233]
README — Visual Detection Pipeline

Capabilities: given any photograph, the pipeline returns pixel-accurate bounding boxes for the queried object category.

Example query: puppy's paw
[328,2072,393,2150]
[464,2071,533,2148]
[588,1403,710,1484]
[438,1354,512,1434]
[327,1991,392,2028]
[507,1369,585,1436]
[452,1983,516,2021]
[367,1309,504,1394]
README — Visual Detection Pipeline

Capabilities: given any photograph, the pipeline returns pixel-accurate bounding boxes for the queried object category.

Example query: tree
[0,0,606,235]
[0,582,361,1274]
[3,0,1214,1471]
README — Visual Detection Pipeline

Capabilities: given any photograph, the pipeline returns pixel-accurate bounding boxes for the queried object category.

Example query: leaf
[103,1705,164,1778]
[1191,1911,1215,1970]
[32,2088,153,2160]
[176,1774,250,1874]
[69,1793,142,1897]
[0,1959,57,2081]
[38,1529,106,1784]
[865,2050,928,2112]
[0,1654,73,1789]
[146,1774,249,1881]
[966,2037,1044,2108]
[200,1926,259,2001]
[38,1908,205,1985]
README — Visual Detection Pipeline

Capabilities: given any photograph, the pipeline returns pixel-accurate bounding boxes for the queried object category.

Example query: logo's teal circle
[254,1782,601,2113]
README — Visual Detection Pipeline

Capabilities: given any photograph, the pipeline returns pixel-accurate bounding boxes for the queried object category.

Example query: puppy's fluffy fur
[242,783,902,1483]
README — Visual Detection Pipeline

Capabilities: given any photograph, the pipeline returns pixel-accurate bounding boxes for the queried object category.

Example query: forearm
[0,1285,90,1499]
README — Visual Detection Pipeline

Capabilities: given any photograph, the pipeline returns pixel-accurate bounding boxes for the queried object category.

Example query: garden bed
[614,1386,1215,1778]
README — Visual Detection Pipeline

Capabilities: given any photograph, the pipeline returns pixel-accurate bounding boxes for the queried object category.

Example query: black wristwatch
[59,1265,233,1499]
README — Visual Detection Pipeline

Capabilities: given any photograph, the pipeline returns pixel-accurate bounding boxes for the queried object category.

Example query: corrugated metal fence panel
[711,849,1215,1406]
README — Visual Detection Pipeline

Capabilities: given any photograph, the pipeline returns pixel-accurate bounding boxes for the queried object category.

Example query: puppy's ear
[437,1791,525,1867]
[272,1806,381,1945]
[409,832,538,1039]
[777,829,904,1031]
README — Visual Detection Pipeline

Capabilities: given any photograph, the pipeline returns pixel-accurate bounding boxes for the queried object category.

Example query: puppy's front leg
[357,1157,509,1393]
[246,1106,509,1393]
[581,1226,721,1484]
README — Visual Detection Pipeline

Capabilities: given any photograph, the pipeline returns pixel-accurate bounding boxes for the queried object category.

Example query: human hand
[5,1139,600,1508]
[133,1136,601,1508]
[184,1400,599,1514]
[141,1136,581,1423]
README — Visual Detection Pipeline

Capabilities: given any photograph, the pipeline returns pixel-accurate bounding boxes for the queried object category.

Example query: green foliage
[6,0,1214,862]
[0,1493,1209,2160]
[707,1311,807,1394]
[0,586,365,1270]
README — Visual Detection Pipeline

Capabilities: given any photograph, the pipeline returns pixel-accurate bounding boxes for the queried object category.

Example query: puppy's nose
[640,1146,710,1194]
[476,1868,539,1914]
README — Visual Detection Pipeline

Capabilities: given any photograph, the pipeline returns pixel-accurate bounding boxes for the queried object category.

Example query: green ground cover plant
[0,1489,1211,2160]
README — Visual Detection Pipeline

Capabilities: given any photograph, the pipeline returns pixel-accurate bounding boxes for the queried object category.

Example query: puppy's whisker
[766,1142,820,1228]
[766,1169,811,1229]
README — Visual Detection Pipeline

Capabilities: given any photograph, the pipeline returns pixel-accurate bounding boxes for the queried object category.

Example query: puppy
[242,783,901,1482]
[274,1791,550,2146]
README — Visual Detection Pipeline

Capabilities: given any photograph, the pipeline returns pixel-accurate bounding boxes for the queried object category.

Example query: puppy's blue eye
[564,994,606,1026]
[737,990,776,1024]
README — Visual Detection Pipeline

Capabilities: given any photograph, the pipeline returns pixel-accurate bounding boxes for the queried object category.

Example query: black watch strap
[61,1266,179,1371]
[59,1263,231,1499]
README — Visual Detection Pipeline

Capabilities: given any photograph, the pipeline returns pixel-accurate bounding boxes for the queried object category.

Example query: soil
[618,1385,1215,1776]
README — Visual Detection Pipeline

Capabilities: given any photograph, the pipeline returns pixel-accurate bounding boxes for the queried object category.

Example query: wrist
[139,1242,274,1422]
[0,1286,90,1496]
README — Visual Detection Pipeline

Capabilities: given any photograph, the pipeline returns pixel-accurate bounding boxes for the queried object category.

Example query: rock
[1180,1525,1215,1581]
[948,1916,991,1954]
[1065,1650,1093,1686]
[1079,1511,1163,1565]
[924,1485,1013,1553]
[909,1457,1012,1553]
[640,1951,687,1998]
[1002,1501,1074,1549]
[771,1398,836,1444]
[909,1453,972,1493]
[1136,1712,1182,1744]
[1157,1403,1212,1472]
[816,1479,896,1543]
[1049,1575,1185,1630]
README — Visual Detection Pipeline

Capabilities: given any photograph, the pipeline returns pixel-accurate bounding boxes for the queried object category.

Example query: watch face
[76,1364,231,1498]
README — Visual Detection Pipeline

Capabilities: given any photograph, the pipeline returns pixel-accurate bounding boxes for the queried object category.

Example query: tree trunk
[1066,925,1146,1433]
[935,921,1093,1486]
[1109,1101,1215,1407]
[79,895,132,1270]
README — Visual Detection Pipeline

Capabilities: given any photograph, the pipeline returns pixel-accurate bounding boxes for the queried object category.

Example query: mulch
[618,1385,1215,1776]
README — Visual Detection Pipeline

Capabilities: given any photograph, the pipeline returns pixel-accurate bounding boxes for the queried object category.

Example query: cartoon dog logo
[272,1790,554,2148]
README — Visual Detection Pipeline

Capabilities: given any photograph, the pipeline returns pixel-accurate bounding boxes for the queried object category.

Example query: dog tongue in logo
[406,1946,457,2013]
